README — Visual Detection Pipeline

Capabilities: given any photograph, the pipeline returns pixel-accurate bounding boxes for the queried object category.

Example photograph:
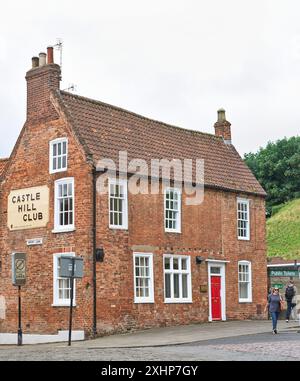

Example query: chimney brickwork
[214,108,232,144]
[26,50,61,123]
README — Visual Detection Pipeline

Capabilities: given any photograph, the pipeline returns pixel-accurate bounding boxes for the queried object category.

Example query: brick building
[0,47,267,342]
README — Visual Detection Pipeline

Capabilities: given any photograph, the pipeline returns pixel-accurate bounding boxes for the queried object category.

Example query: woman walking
[265,287,283,334]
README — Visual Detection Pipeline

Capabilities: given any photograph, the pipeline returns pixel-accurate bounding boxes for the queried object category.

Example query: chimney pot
[217,108,226,122]
[47,46,54,64]
[31,56,39,68]
[39,52,47,67]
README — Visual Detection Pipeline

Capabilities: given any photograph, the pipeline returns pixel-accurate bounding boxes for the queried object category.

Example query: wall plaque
[26,238,43,246]
[7,186,49,231]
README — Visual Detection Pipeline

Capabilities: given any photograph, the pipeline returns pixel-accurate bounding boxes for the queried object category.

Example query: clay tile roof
[60,91,266,196]
[0,158,9,177]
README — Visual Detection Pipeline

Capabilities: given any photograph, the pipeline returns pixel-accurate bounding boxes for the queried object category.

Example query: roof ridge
[0,158,9,162]
[60,90,222,141]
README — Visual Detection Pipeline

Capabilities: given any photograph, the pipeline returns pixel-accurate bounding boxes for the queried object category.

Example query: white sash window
[50,138,68,174]
[54,178,75,233]
[164,188,181,233]
[133,253,154,303]
[237,198,250,240]
[109,178,128,229]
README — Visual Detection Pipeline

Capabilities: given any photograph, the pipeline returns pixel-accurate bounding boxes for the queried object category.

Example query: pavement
[1,319,300,361]
[71,318,300,349]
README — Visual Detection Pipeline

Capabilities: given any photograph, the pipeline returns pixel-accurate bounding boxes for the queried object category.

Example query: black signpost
[12,253,26,346]
[68,258,75,346]
[59,256,83,346]
[18,286,22,346]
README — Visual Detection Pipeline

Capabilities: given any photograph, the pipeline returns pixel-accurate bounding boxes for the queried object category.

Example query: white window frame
[52,252,76,307]
[108,178,128,230]
[238,260,252,303]
[237,198,250,240]
[53,177,75,233]
[163,255,192,303]
[164,187,181,233]
[133,253,154,303]
[49,137,68,174]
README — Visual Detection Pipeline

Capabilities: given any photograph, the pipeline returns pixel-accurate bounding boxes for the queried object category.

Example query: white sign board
[26,238,43,246]
[7,186,49,231]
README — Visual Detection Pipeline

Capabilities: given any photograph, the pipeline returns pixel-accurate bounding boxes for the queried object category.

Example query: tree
[244,136,300,216]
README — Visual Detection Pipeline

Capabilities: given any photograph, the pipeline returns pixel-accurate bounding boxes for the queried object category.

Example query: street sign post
[59,256,83,346]
[11,253,26,346]
[60,256,83,279]
[12,253,26,286]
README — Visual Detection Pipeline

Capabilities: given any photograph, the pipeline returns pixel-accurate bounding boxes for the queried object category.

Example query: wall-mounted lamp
[196,256,204,265]
[95,248,105,262]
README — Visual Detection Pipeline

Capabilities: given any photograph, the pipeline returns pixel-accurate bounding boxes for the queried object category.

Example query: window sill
[52,228,76,234]
[164,300,192,304]
[239,300,252,303]
[50,169,68,174]
[165,230,181,234]
[109,225,128,230]
[134,300,155,304]
[238,237,250,241]
[52,303,77,307]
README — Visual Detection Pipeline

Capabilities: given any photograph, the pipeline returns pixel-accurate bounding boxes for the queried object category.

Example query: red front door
[211,276,221,320]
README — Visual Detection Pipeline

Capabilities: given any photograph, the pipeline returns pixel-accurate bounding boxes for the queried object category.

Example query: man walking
[285,280,297,322]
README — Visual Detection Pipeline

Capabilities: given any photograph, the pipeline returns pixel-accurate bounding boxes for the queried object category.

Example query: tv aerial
[52,39,77,93]
[54,38,63,71]
[63,84,77,93]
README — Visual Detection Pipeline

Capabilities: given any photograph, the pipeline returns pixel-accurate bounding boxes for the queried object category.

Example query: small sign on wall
[200,285,208,293]
[26,238,43,246]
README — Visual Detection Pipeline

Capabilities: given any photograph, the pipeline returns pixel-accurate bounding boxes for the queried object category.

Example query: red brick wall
[0,117,94,335]
[94,181,267,334]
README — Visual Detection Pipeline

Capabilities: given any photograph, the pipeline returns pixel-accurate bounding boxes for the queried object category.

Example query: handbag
[279,299,285,311]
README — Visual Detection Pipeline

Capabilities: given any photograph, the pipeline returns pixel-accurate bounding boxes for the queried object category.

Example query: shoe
[286,319,289,323]
[272,330,276,335]
[274,329,278,334]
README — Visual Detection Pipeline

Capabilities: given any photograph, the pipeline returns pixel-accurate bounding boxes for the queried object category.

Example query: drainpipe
[92,166,97,337]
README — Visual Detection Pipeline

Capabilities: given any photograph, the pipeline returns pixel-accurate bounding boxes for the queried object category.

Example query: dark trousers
[271,311,280,330]
[286,301,296,320]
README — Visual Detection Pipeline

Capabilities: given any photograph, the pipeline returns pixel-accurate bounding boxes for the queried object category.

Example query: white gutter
[267,263,300,268]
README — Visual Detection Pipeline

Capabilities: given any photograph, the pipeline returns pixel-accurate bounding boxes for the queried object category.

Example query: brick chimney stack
[25,46,61,122]
[214,108,232,144]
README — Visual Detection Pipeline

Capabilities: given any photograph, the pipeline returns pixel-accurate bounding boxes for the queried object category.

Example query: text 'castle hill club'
[11,192,41,204]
